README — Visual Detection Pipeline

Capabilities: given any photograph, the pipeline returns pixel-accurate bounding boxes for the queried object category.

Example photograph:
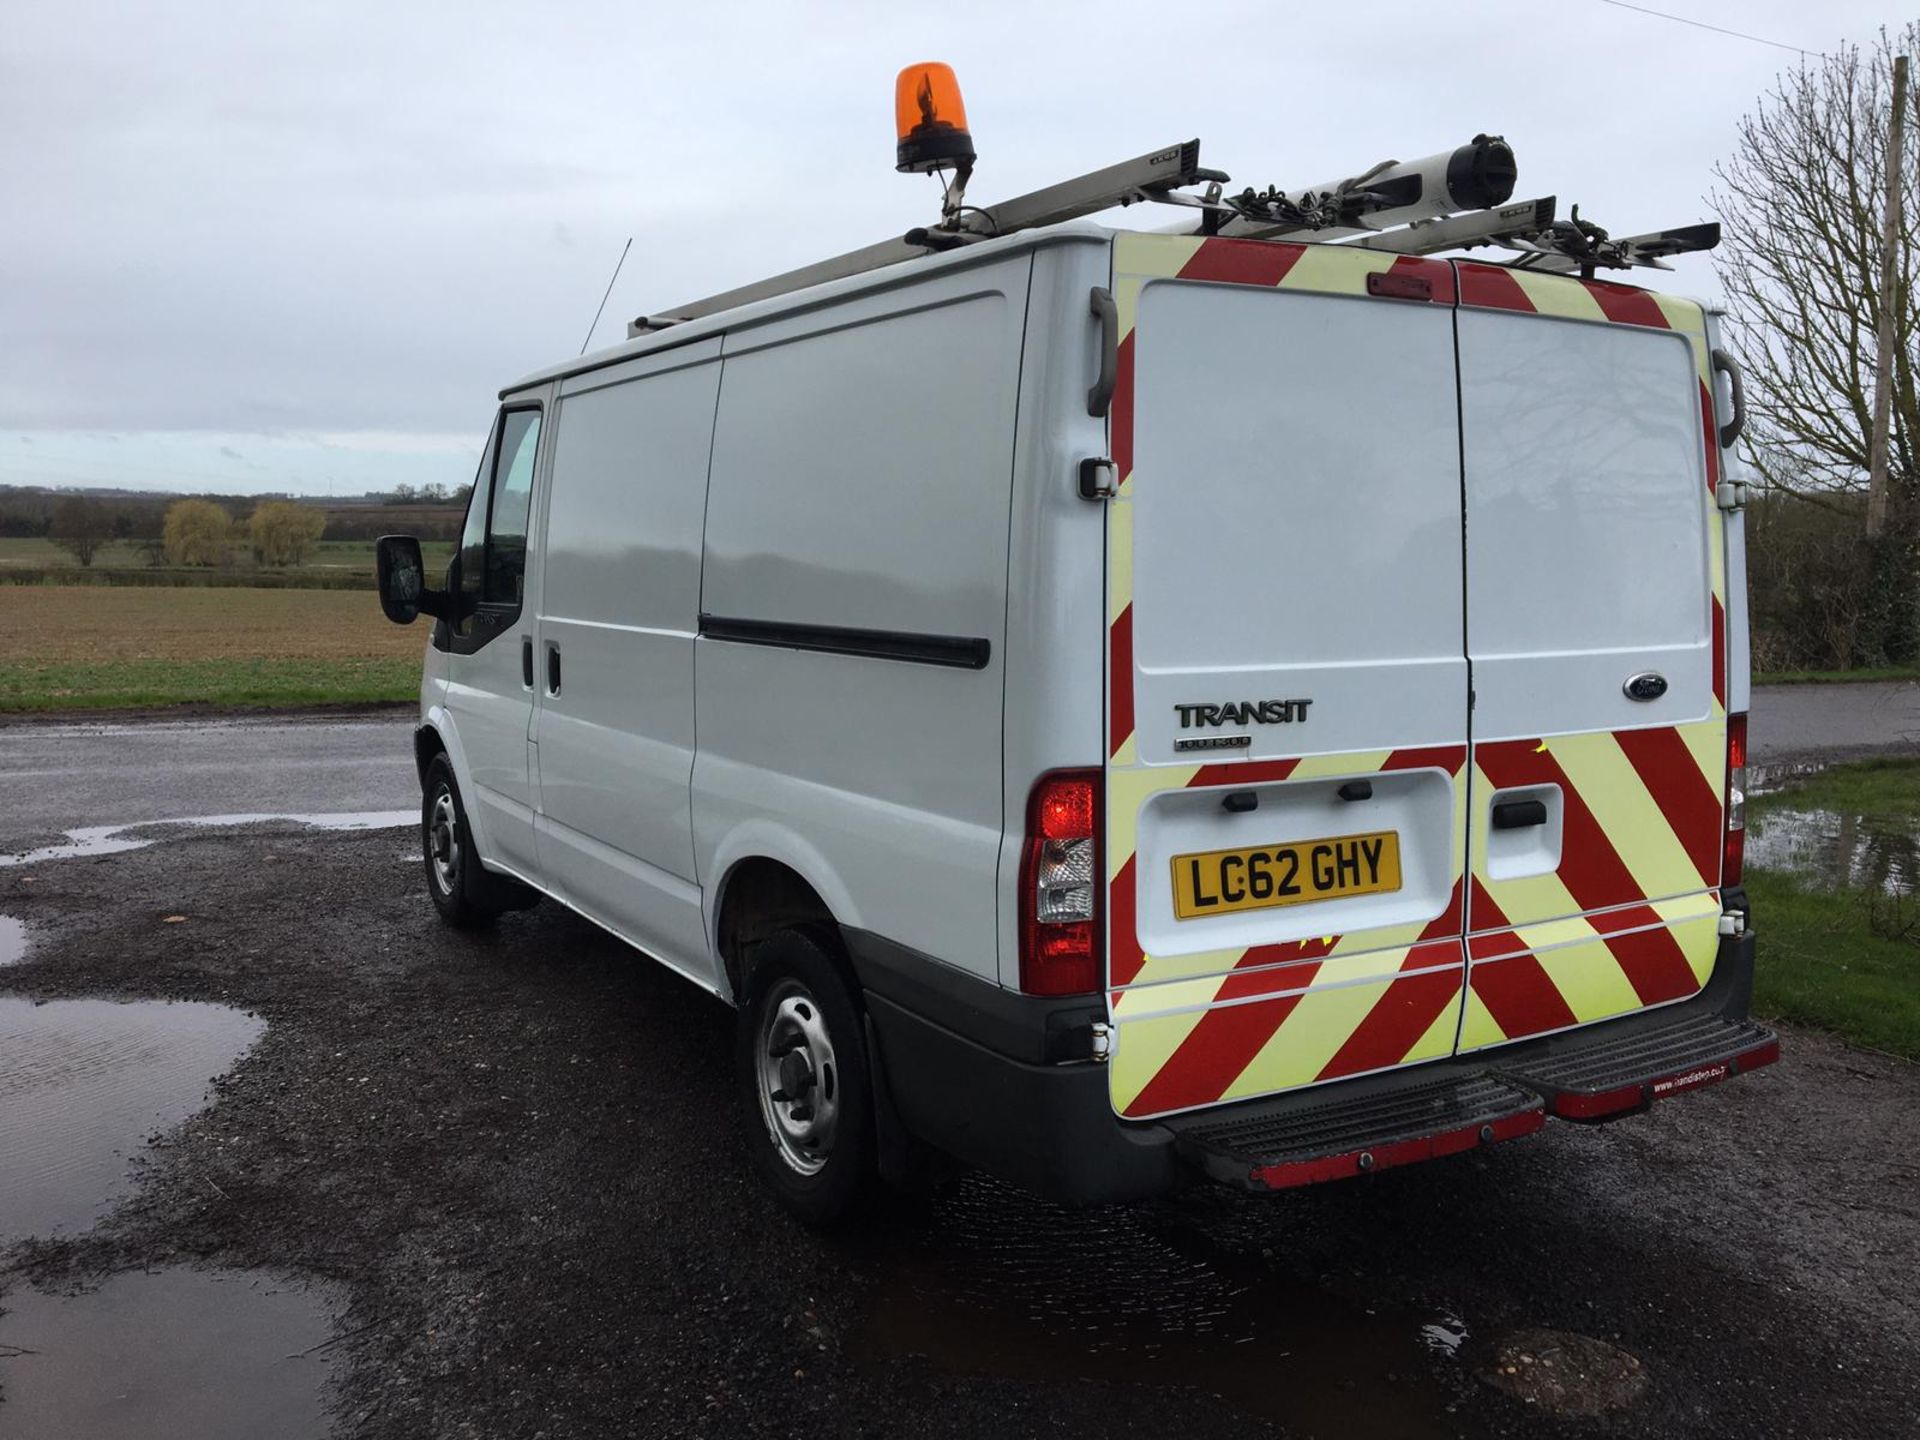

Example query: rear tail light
[1019,770,1101,996]
[1723,713,1747,886]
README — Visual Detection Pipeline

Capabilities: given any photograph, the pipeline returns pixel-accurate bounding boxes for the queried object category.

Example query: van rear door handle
[1492,799,1548,829]
[1087,287,1118,418]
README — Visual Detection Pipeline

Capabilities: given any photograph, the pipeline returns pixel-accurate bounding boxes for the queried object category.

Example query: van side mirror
[376,534,448,625]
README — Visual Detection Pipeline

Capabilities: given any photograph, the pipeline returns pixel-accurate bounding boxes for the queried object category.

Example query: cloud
[0,0,1869,493]
[218,445,245,461]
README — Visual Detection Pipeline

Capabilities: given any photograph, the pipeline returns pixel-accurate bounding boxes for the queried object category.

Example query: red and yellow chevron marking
[1459,885,1722,1051]
[1101,240,1733,1119]
[1103,236,1467,1120]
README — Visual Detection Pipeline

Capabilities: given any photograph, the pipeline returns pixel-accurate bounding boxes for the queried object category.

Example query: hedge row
[0,566,374,590]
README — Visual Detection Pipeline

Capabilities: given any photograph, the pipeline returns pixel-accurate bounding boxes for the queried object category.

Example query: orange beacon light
[895,63,975,174]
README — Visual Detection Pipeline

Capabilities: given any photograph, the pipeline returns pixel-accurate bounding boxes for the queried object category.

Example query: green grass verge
[0,657,422,712]
[1753,664,1920,685]
[1748,871,1920,1059]
[1749,757,1920,1059]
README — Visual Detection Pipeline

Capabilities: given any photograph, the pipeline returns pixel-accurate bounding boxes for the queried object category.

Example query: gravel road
[1,827,1915,1438]
[0,688,1915,1438]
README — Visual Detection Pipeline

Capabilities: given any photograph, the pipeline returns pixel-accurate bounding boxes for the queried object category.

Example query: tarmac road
[0,685,1915,1438]
[1746,678,1920,764]
[0,679,1911,848]
[0,712,417,842]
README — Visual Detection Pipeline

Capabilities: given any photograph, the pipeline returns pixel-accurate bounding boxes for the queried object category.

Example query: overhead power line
[1597,0,1817,58]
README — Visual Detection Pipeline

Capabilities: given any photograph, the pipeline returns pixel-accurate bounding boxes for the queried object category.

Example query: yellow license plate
[1171,831,1401,920]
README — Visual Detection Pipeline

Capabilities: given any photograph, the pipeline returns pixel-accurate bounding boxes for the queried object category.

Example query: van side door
[444,400,546,876]
[531,340,723,982]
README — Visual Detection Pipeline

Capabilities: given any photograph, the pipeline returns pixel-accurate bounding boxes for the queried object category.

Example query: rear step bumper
[1173,1074,1546,1190]
[1166,1007,1778,1193]
[1490,1011,1778,1121]
[863,918,1770,1206]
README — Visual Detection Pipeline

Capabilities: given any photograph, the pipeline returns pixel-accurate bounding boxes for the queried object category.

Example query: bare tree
[1715,27,1920,665]
[1713,27,1919,506]
[48,497,111,567]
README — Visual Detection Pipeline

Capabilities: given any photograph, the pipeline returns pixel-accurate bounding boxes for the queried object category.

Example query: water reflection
[0,997,265,1237]
[0,810,416,868]
[0,1267,339,1440]
[1746,805,1917,896]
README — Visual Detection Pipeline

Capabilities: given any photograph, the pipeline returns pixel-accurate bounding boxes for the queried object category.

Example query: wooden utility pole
[1866,52,1908,539]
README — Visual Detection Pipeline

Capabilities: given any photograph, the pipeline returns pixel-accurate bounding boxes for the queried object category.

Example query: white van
[377,199,1775,1223]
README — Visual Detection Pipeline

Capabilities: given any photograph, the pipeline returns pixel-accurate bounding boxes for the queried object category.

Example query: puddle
[1746,806,1918,896]
[0,997,264,1238]
[1747,759,1830,797]
[0,809,416,868]
[855,1177,1460,1437]
[0,1267,339,1440]
[0,913,28,966]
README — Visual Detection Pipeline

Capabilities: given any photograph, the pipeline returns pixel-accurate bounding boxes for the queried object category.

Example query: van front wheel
[738,929,876,1226]
[422,755,524,928]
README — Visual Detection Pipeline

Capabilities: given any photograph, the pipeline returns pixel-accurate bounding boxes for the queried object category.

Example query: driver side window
[453,407,542,639]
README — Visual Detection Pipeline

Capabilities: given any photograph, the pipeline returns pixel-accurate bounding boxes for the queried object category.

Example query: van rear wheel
[737,929,876,1226]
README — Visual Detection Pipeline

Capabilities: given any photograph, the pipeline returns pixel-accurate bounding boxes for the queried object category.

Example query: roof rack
[630,133,1718,336]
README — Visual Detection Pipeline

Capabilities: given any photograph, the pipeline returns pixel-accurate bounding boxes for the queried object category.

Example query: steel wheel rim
[428,789,460,896]
[755,978,840,1177]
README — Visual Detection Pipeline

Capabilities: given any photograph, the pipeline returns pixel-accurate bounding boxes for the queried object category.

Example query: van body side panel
[1103,236,1471,1120]
[694,257,1031,982]
[1451,267,1728,1053]
[532,339,721,983]
[994,240,1115,992]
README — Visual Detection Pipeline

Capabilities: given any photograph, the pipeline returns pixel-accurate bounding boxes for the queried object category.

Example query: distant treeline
[0,491,466,541]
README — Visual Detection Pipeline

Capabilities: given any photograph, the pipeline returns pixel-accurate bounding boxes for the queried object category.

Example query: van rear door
[1102,235,1472,1120]
[1451,265,1729,1052]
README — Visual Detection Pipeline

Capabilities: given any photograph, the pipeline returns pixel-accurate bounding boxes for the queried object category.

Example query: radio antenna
[578,236,633,355]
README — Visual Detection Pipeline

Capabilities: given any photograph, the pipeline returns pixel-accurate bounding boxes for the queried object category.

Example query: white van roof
[502,220,1114,400]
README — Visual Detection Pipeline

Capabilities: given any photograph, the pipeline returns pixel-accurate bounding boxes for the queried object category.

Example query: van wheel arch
[716,858,844,1004]
[413,724,448,789]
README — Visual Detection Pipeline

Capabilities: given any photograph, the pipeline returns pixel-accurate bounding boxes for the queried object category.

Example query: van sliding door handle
[1491,799,1548,830]
[521,637,534,689]
[546,644,561,696]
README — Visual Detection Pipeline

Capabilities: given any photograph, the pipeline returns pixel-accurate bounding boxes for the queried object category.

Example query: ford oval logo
[1624,671,1669,702]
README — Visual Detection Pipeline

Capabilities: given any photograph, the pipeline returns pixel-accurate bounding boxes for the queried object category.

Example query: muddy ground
[1,821,1916,1438]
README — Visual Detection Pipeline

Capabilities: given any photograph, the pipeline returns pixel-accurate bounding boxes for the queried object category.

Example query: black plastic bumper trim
[842,928,1102,1065]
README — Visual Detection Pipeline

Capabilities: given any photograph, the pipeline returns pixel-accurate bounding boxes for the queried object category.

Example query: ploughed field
[0,586,423,711]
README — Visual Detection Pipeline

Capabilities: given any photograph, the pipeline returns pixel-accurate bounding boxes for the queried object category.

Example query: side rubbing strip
[698,614,991,670]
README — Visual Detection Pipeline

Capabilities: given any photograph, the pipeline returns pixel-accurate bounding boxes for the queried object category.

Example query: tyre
[737,928,877,1226]
[421,754,534,928]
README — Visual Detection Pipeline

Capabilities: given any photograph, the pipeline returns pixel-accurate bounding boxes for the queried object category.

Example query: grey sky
[0,0,1896,496]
